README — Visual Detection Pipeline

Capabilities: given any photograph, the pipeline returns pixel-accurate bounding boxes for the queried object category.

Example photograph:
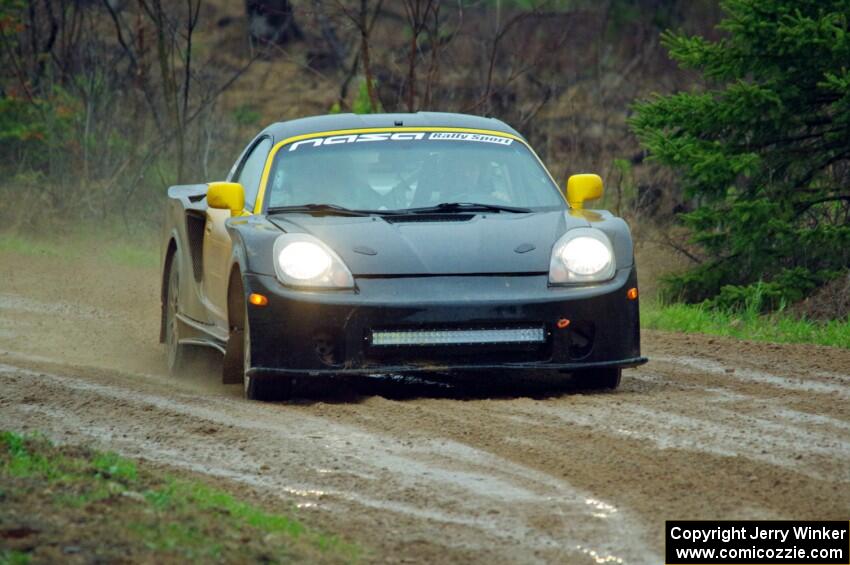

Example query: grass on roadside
[0,228,159,269]
[0,431,359,564]
[642,301,850,349]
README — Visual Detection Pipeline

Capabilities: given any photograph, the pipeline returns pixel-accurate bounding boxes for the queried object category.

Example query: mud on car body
[159,112,647,400]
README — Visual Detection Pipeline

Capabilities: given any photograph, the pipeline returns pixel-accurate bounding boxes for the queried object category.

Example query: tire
[241,301,294,401]
[572,367,622,391]
[165,258,195,376]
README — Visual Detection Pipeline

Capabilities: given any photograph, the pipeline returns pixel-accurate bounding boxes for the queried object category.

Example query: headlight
[273,235,354,289]
[279,242,332,280]
[549,228,615,284]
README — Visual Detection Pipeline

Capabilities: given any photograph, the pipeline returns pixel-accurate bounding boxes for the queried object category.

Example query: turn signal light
[248,293,269,307]
[556,318,571,329]
[626,287,639,300]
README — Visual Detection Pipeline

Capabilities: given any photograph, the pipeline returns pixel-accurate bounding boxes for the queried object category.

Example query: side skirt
[176,312,227,354]
[177,337,226,355]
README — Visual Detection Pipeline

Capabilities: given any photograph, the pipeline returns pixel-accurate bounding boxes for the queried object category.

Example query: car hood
[267,210,591,276]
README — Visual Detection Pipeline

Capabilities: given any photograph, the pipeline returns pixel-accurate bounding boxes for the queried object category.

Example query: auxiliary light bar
[370,327,546,347]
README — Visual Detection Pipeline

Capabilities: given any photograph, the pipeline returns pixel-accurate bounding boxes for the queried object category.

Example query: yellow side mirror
[566,174,603,210]
[207,182,246,216]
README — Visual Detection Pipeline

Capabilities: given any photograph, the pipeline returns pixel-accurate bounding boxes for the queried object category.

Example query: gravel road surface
[1,250,848,563]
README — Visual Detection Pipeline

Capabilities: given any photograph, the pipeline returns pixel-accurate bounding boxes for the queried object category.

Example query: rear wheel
[241,301,294,401]
[571,367,621,391]
[165,260,194,376]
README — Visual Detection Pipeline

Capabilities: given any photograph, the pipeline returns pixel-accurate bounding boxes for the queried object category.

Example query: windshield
[264,132,564,212]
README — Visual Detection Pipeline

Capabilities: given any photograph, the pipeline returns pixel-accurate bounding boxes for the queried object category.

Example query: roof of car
[262,112,523,142]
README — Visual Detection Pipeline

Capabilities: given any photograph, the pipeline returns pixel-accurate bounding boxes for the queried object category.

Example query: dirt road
[1,248,848,563]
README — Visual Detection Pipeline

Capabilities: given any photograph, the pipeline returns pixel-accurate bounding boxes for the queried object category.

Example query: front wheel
[571,367,621,391]
[241,301,294,401]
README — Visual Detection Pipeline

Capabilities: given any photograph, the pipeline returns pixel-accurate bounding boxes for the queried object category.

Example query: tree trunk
[149,0,184,183]
[359,0,379,111]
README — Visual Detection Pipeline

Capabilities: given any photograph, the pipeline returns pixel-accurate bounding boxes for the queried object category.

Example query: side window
[235,137,273,209]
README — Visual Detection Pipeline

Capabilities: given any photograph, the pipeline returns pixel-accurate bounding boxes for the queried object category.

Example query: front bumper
[243,267,646,377]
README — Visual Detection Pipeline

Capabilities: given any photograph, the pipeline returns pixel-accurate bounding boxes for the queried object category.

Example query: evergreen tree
[631,0,850,310]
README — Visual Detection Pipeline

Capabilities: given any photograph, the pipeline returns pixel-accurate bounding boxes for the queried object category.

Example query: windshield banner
[288,131,514,152]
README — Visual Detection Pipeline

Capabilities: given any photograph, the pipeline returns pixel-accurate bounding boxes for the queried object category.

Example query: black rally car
[160,112,646,400]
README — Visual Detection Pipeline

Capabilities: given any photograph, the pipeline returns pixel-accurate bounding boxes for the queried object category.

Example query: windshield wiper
[266,202,532,217]
[266,204,371,217]
[406,202,532,214]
